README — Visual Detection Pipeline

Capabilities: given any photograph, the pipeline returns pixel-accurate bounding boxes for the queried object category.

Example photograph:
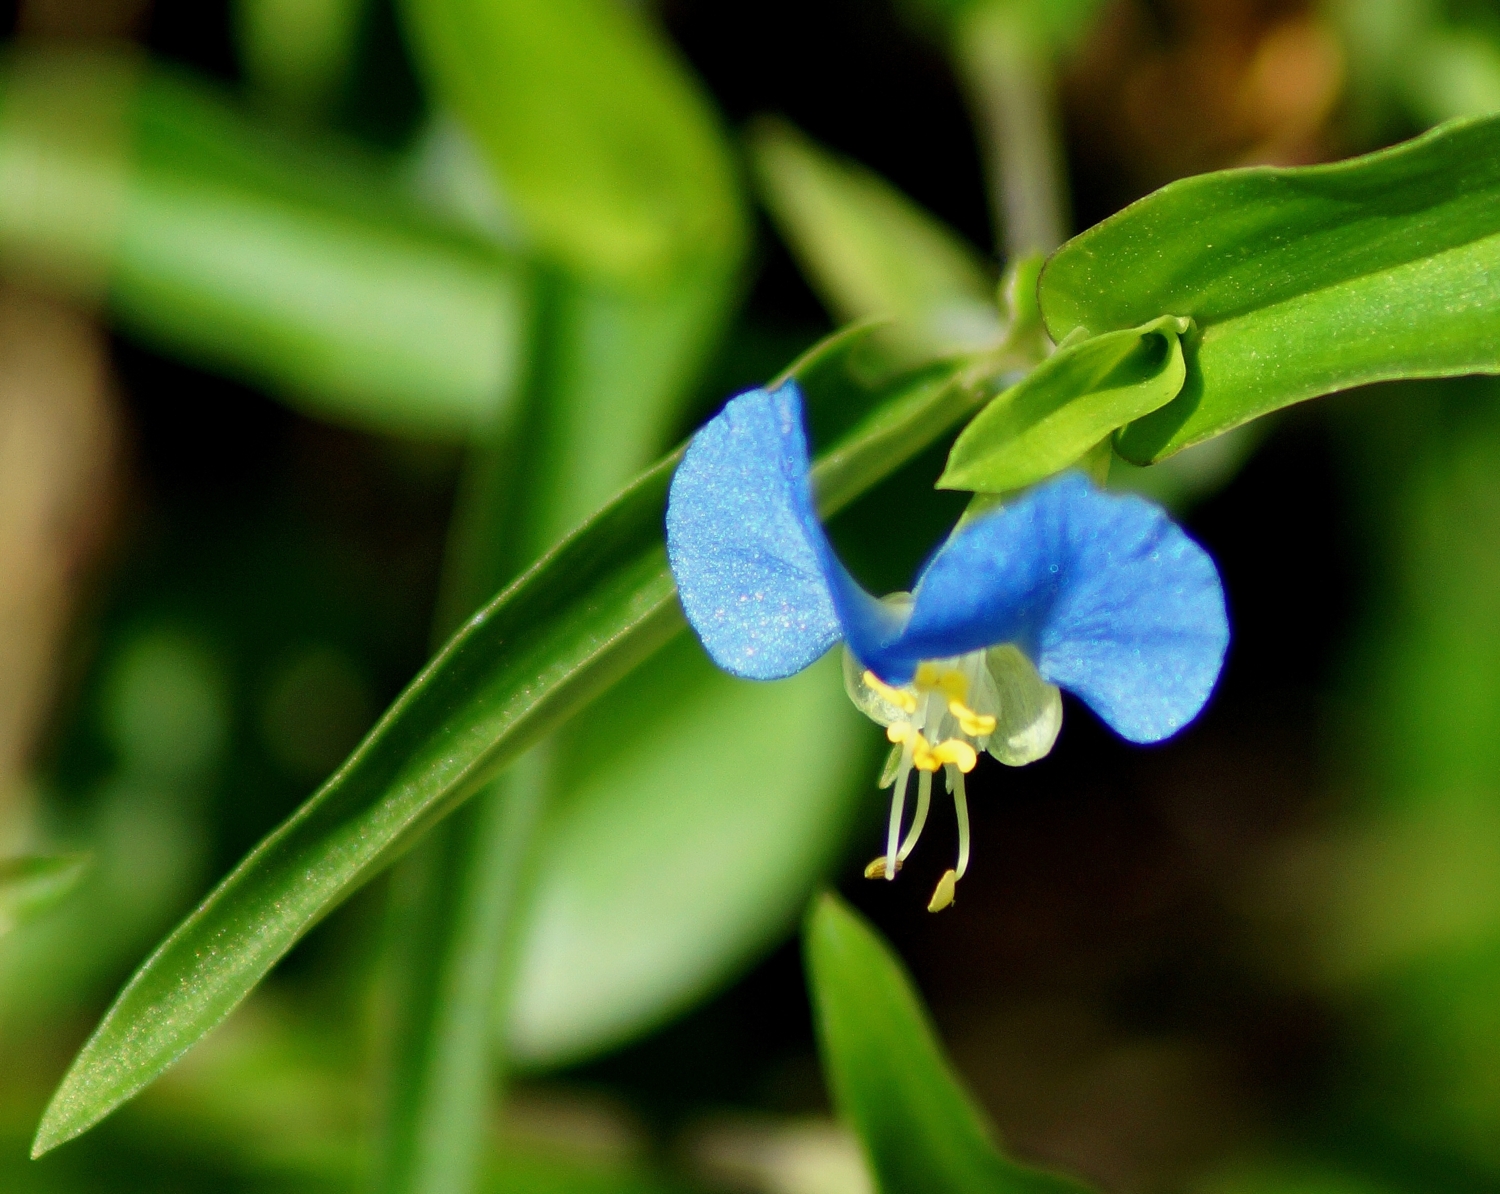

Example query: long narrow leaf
[33,324,988,1155]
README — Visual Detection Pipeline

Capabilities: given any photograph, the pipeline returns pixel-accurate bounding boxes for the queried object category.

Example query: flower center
[851,653,1002,912]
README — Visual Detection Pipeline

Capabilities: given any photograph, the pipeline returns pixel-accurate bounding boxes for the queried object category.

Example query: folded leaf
[939,314,1189,492]
[1039,114,1500,462]
[32,324,988,1156]
[805,894,1092,1194]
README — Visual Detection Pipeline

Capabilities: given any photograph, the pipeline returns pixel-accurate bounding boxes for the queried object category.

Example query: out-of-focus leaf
[33,325,990,1156]
[751,119,1001,356]
[0,47,524,438]
[901,0,1104,52]
[507,637,867,1065]
[939,314,1189,493]
[0,856,89,937]
[400,0,745,289]
[233,0,367,116]
[1403,27,1500,125]
[805,894,1092,1194]
[1039,114,1500,463]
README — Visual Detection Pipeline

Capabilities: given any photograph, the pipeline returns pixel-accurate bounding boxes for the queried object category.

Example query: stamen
[863,670,917,713]
[927,870,957,912]
[920,739,977,773]
[896,770,932,863]
[947,698,997,737]
[913,663,969,703]
[864,856,897,879]
[882,751,913,883]
[949,764,972,880]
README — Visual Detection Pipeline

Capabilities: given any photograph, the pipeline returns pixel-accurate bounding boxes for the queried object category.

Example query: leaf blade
[751,118,1001,356]
[1038,114,1500,462]
[805,893,1092,1194]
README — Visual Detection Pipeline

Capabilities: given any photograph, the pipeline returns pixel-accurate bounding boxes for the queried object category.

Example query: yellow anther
[927,869,958,912]
[913,662,968,703]
[887,721,921,746]
[864,669,918,713]
[864,856,900,879]
[948,699,997,738]
[932,739,978,772]
[900,735,975,773]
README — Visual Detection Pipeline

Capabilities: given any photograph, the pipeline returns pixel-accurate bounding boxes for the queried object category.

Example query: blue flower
[666,380,1229,909]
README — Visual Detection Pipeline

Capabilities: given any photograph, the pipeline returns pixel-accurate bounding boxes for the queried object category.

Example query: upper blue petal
[873,473,1228,742]
[666,382,846,679]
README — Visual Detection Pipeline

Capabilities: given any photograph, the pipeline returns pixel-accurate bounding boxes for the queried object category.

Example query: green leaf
[1402,27,1500,126]
[1038,114,1500,463]
[805,893,1092,1194]
[938,314,1189,492]
[506,637,868,1065]
[751,118,1001,356]
[0,47,525,438]
[32,325,988,1156]
[400,0,745,289]
[0,855,89,938]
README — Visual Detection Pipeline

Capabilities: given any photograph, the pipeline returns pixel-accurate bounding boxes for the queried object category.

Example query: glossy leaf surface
[752,119,1001,355]
[0,855,89,938]
[401,0,744,288]
[0,49,525,438]
[805,894,1092,1194]
[34,326,987,1155]
[1039,114,1500,462]
[940,315,1189,492]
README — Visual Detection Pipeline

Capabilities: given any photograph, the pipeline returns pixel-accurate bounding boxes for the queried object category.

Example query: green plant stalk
[377,275,566,1194]
[955,1,1070,259]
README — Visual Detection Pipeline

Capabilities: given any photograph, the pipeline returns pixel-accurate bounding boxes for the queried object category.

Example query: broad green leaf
[1038,114,1500,463]
[751,119,1001,355]
[805,894,1092,1194]
[33,325,990,1156]
[0,47,524,438]
[939,314,1189,492]
[506,637,868,1065]
[400,0,745,289]
[0,856,89,937]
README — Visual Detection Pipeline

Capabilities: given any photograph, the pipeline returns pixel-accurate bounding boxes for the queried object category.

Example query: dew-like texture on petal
[880,473,1228,742]
[666,383,844,680]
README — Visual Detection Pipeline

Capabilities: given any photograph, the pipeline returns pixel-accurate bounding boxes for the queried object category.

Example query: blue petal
[666,382,846,679]
[883,473,1228,742]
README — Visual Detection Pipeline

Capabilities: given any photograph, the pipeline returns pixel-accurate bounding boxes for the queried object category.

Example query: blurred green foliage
[5,2,1500,1194]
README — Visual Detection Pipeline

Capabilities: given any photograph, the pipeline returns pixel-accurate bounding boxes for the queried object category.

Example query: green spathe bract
[939,314,1190,492]
[1039,113,1500,463]
[805,893,1093,1194]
